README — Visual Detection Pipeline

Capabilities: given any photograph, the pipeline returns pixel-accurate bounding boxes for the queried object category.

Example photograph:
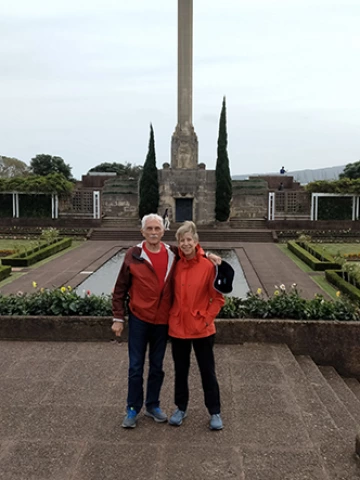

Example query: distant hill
[232,165,346,185]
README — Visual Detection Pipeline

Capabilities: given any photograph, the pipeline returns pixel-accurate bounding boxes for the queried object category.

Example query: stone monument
[160,0,216,225]
[171,0,198,169]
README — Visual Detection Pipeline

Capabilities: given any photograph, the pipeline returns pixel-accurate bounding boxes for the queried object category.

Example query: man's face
[141,218,165,247]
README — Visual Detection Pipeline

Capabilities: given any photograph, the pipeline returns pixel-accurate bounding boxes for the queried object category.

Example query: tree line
[1,97,234,221]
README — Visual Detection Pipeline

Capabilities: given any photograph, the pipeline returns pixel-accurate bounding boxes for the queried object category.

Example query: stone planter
[0,316,359,378]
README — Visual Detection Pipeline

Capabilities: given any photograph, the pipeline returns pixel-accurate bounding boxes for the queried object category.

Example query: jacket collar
[178,244,205,264]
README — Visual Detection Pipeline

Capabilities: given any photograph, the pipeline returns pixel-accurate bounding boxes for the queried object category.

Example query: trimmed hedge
[325,270,360,304]
[287,241,341,271]
[0,265,11,282]
[1,238,72,267]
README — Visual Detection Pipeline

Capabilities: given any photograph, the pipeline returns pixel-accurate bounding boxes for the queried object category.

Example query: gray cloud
[1,0,360,178]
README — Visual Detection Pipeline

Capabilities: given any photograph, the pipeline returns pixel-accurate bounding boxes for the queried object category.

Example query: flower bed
[343,253,360,261]
[1,238,72,267]
[0,249,15,257]
[0,286,358,321]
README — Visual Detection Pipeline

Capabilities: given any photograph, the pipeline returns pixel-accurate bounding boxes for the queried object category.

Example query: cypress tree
[215,97,232,221]
[139,124,159,219]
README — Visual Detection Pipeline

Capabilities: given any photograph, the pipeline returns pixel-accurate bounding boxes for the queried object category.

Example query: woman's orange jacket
[168,245,225,339]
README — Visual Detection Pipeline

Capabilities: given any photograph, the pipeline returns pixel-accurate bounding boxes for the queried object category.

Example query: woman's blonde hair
[175,221,199,243]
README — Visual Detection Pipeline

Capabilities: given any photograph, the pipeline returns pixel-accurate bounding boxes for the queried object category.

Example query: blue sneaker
[209,413,223,430]
[169,408,187,426]
[145,407,168,423]
[122,407,138,428]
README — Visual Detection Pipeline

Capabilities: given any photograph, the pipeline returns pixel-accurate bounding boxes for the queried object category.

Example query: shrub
[40,227,60,244]
[0,265,11,282]
[325,270,360,304]
[0,286,358,320]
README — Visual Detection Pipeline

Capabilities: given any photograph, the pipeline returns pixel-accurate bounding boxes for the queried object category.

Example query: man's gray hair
[141,214,165,230]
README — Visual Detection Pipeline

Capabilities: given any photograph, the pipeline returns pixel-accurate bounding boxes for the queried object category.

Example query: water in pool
[76,249,249,298]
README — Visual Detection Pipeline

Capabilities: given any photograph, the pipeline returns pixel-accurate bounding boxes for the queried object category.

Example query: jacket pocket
[184,310,207,335]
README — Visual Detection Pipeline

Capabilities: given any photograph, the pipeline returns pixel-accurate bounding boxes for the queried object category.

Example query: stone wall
[231,179,268,219]
[1,316,359,378]
[231,193,268,219]
[101,178,139,219]
[267,219,360,230]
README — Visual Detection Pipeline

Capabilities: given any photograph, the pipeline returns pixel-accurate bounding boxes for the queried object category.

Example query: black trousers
[170,335,221,415]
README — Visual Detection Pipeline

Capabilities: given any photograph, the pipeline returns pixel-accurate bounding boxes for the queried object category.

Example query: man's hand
[208,252,222,265]
[112,322,124,337]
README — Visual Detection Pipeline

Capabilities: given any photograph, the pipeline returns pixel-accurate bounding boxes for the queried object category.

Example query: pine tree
[139,124,159,219]
[215,97,232,221]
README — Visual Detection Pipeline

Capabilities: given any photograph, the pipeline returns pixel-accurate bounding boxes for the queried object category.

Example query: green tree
[88,162,142,179]
[30,154,73,181]
[138,124,159,219]
[215,97,232,222]
[0,156,29,177]
[339,161,360,179]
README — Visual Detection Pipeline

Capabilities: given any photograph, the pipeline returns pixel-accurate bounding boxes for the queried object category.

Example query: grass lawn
[277,244,346,301]
[311,275,340,301]
[0,240,84,289]
[315,243,360,257]
[0,239,36,251]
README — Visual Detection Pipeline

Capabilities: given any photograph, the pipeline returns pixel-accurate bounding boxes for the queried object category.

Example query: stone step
[343,377,360,402]
[274,347,359,479]
[318,366,360,426]
[225,343,329,479]
[89,229,274,242]
[296,356,359,442]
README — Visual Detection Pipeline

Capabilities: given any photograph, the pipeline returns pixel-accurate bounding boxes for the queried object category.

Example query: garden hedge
[1,238,72,267]
[287,241,341,271]
[0,265,11,282]
[325,270,360,304]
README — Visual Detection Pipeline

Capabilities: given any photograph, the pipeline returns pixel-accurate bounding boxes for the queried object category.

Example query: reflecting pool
[76,249,249,298]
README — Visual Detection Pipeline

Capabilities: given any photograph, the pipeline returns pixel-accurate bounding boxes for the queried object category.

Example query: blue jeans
[127,312,168,413]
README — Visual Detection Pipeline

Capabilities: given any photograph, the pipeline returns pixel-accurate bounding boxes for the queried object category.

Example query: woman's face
[179,232,198,259]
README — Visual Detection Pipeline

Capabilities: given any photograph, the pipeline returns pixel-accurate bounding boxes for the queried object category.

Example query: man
[112,213,220,429]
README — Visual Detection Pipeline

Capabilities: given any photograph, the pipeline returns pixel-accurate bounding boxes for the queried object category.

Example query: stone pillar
[171,0,198,169]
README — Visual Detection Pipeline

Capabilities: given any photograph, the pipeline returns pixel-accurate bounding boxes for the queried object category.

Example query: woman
[168,221,225,430]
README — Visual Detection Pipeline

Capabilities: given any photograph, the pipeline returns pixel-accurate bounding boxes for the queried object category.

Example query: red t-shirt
[143,243,168,291]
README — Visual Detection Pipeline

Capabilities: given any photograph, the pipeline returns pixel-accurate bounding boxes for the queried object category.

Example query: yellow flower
[274,290,279,296]
[32,281,37,288]
[67,285,72,292]
[257,288,262,295]
[60,286,67,293]
[336,291,341,297]
[40,287,44,293]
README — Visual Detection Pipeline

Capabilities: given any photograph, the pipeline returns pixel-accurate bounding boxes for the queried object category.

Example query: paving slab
[1,342,357,480]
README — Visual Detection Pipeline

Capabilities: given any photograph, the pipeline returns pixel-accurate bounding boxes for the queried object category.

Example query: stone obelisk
[171,0,198,169]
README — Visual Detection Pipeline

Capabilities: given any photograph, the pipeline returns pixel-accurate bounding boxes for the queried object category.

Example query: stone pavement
[0,240,329,299]
[0,341,359,480]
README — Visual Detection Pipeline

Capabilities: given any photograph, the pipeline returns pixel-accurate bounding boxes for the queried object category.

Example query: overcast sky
[1,0,360,179]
